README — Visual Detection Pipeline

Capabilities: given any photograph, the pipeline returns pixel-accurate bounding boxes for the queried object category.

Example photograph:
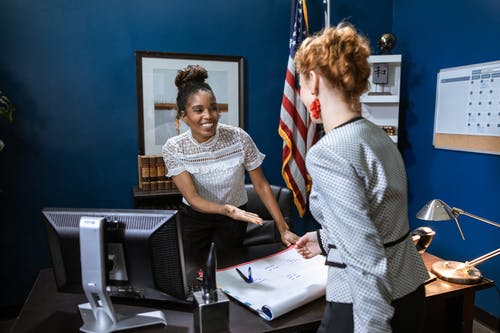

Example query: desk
[422,253,493,333]
[11,268,326,333]
[11,253,493,333]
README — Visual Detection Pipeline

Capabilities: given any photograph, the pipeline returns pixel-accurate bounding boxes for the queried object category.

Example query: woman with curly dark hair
[162,65,298,268]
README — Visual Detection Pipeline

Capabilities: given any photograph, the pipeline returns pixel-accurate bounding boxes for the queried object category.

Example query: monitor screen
[42,207,195,304]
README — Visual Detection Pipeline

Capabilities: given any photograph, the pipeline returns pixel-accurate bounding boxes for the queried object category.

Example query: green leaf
[0,91,15,123]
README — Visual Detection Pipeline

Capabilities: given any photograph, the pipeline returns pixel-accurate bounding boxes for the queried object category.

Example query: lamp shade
[416,199,456,221]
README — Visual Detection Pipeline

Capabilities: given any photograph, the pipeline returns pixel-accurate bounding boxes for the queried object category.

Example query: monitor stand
[78,216,167,333]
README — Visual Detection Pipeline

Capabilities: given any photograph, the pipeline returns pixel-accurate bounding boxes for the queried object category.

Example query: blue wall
[0,0,498,318]
[393,0,500,317]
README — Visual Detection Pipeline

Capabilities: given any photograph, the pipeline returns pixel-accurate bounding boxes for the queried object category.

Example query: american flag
[278,0,317,217]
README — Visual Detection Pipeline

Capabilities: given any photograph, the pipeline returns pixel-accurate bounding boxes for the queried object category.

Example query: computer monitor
[42,207,192,302]
[42,207,195,332]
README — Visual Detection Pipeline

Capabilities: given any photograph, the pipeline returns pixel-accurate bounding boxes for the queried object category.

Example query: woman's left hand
[295,231,321,259]
[280,229,300,247]
[224,204,263,225]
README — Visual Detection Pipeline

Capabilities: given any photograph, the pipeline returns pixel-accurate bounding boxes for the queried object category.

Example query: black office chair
[243,184,294,247]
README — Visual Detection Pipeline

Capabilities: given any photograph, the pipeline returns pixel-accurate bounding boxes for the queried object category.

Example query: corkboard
[434,133,500,155]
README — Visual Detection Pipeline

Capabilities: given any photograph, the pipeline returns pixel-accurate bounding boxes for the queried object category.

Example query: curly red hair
[294,23,371,113]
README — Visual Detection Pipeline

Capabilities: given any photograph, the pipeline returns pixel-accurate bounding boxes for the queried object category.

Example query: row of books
[137,155,178,192]
[380,125,397,136]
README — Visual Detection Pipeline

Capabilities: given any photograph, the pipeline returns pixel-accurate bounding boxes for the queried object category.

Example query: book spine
[149,155,158,191]
[166,176,177,190]
[140,155,151,191]
[137,155,143,190]
[156,155,167,191]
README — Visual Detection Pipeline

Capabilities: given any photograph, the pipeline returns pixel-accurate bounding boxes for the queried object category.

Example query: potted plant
[0,90,15,152]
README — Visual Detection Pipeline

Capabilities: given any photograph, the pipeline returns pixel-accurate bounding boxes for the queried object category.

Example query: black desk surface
[12,244,325,333]
[12,248,493,333]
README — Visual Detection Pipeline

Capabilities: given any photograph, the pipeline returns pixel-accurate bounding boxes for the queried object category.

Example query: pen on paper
[235,267,250,283]
[248,267,253,283]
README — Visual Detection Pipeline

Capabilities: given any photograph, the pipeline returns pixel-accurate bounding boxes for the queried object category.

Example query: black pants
[180,203,247,269]
[317,284,426,333]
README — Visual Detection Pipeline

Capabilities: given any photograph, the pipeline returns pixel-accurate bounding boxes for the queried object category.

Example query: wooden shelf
[132,186,182,210]
[360,95,400,103]
[368,54,401,63]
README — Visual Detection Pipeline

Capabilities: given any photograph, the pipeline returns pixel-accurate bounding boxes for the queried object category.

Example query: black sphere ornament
[377,33,397,53]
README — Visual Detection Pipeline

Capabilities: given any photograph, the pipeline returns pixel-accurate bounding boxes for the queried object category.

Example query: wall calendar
[434,60,500,155]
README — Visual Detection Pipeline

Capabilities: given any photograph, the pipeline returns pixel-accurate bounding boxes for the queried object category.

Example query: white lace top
[162,123,265,207]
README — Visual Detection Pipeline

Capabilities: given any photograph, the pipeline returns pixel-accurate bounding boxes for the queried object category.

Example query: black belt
[326,230,410,250]
[383,231,410,248]
[324,230,410,269]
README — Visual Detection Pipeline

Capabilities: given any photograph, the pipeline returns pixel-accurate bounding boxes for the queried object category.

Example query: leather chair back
[243,184,294,246]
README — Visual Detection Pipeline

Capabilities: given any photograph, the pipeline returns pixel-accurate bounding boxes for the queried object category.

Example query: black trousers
[317,284,426,333]
[180,203,247,269]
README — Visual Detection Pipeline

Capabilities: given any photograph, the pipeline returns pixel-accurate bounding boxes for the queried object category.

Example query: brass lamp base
[431,261,483,285]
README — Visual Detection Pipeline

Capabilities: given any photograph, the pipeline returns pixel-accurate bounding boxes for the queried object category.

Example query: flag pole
[324,0,330,28]
[279,0,316,216]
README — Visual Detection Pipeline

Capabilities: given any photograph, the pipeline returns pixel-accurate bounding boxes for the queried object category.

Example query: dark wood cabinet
[132,186,182,210]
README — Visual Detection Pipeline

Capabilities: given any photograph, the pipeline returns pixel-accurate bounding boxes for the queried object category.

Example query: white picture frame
[135,51,244,155]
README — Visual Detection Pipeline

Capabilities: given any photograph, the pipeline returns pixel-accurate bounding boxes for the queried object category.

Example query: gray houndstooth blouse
[307,118,429,332]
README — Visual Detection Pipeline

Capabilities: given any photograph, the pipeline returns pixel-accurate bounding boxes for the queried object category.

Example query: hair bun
[175,65,208,89]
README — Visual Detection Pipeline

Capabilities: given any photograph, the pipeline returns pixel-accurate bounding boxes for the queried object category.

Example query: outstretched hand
[224,204,263,225]
[280,229,300,247]
[296,231,322,259]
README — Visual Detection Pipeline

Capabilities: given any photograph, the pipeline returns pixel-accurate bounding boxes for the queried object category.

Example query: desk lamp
[416,199,500,284]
